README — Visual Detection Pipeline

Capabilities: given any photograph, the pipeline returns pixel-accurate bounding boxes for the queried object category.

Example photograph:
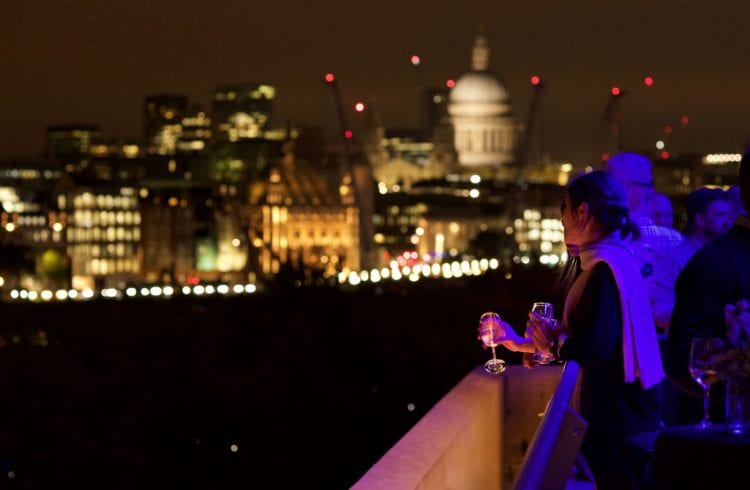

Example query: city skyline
[3,0,749,165]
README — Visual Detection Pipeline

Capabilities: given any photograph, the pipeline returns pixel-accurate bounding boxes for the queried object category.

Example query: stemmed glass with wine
[529,302,557,365]
[688,337,724,429]
[478,312,507,374]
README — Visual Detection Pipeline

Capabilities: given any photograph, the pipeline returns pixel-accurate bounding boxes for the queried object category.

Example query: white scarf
[564,237,665,390]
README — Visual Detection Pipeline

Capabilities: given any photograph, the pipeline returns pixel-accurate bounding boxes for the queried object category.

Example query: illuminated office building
[178,109,212,154]
[46,125,100,158]
[144,94,188,155]
[90,142,142,160]
[372,193,429,257]
[0,160,66,289]
[63,188,141,290]
[46,125,101,173]
[512,206,566,266]
[371,174,568,269]
[212,203,249,277]
[370,131,449,191]
[212,83,274,142]
[651,152,742,196]
[373,174,510,264]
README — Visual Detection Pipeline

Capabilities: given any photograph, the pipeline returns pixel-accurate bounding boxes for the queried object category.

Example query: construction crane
[513,75,547,183]
[597,86,628,163]
[322,73,376,269]
[503,75,548,240]
[410,54,428,134]
[323,73,352,176]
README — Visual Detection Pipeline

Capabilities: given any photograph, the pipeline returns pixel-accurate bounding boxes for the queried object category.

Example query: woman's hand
[527,311,560,356]
[487,318,535,354]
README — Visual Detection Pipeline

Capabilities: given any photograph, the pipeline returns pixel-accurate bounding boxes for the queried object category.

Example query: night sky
[3,0,749,164]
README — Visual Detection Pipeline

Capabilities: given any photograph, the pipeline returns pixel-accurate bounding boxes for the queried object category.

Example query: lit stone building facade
[242,147,361,279]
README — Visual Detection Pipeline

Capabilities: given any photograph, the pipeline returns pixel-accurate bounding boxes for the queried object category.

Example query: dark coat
[666,225,750,417]
[560,261,662,489]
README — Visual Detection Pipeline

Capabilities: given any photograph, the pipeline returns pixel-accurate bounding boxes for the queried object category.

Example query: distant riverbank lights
[6,252,573,302]
[338,258,500,286]
[8,283,258,302]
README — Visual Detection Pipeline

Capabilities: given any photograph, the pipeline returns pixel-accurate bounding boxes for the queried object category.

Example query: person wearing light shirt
[604,152,684,334]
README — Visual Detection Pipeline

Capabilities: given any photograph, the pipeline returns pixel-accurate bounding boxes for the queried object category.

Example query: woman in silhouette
[497,170,664,490]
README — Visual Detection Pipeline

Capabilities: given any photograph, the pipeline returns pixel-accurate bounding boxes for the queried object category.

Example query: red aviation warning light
[410,54,421,66]
[601,153,610,162]
[644,76,654,87]
[446,79,455,88]
[660,151,670,159]
[354,102,365,113]
[344,130,353,139]
[611,86,621,96]
[324,73,335,83]
[681,115,690,125]
[530,75,541,86]
[664,125,673,134]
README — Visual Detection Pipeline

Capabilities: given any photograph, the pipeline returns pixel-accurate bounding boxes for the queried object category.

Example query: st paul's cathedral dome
[448,32,521,170]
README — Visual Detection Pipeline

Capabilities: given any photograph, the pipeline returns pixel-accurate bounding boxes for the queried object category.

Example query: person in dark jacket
[665,152,750,424]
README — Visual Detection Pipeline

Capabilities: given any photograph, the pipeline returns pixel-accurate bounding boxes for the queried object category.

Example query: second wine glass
[688,337,724,429]
[530,302,556,365]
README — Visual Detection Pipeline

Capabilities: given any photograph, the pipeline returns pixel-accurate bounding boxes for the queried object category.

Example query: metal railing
[513,360,592,490]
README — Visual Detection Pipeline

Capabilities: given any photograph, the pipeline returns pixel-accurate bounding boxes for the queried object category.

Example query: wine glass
[478,312,507,374]
[530,302,556,365]
[688,337,723,429]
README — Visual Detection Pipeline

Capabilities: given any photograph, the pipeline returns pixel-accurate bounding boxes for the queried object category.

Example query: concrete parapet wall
[352,364,564,490]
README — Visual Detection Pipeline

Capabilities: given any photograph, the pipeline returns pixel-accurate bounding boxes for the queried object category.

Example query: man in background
[651,192,675,229]
[605,152,684,333]
[666,152,750,424]
[652,187,733,332]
